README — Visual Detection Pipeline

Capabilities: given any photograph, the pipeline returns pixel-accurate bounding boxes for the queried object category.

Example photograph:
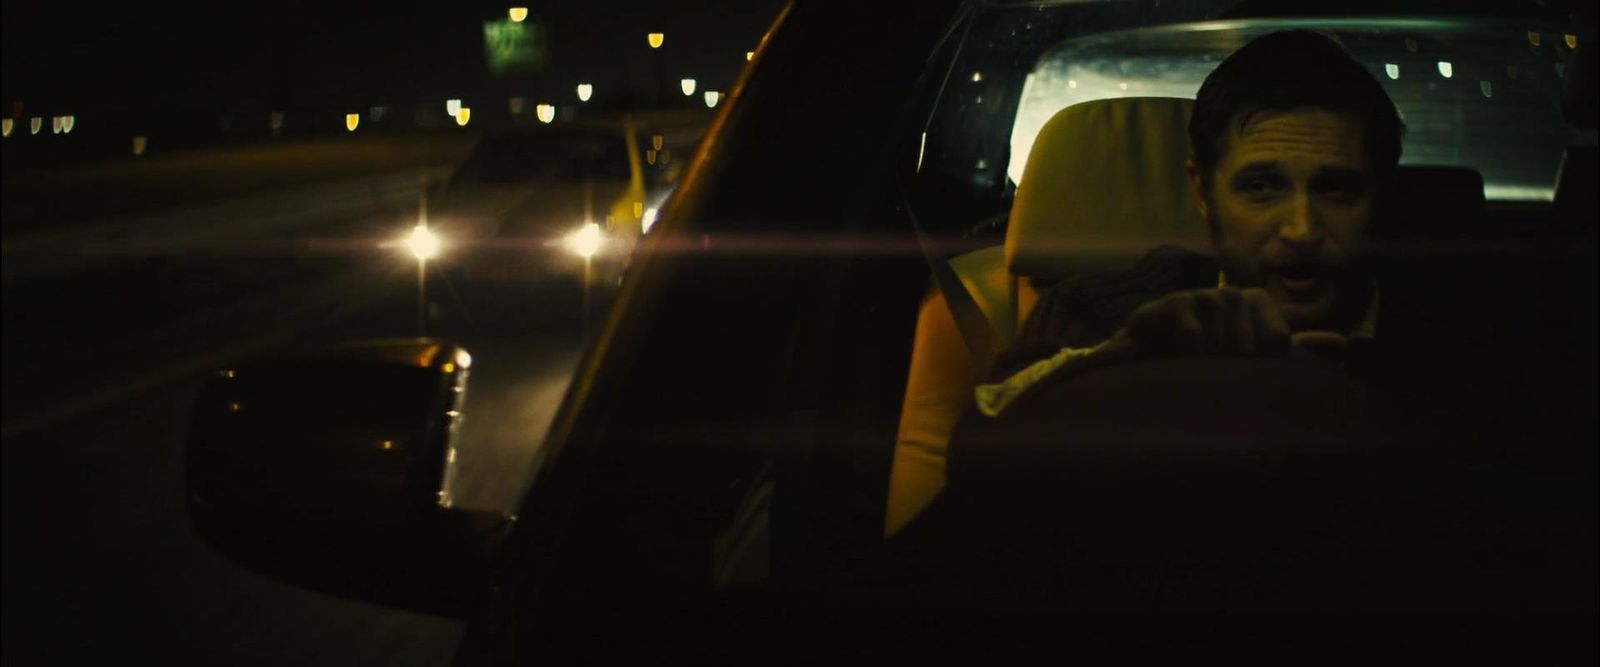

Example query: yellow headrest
[1005,97,1210,279]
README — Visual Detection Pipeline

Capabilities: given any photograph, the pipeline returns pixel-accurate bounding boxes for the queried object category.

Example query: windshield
[449,129,634,186]
[1008,18,1590,201]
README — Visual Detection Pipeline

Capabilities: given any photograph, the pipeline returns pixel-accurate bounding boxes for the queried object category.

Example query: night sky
[2,1,786,120]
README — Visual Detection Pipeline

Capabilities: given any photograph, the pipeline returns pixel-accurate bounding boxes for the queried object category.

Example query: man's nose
[1278,191,1323,246]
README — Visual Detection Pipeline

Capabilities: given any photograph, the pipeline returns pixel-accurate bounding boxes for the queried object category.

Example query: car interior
[493,4,1595,655]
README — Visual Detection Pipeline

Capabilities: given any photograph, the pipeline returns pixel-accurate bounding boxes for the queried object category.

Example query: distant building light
[509,7,528,22]
[1385,63,1400,80]
[1556,63,1565,78]
[346,113,360,131]
[971,71,983,83]
[1437,61,1453,78]
[1565,34,1578,49]
[536,104,555,124]
[62,115,74,134]
[1480,81,1493,98]
[1,119,12,138]
[704,90,721,108]
[51,116,64,134]
[651,135,664,151]
[648,32,664,49]
[1528,31,1541,47]
[577,83,593,102]
[646,149,656,165]
[446,99,462,116]
[269,112,285,130]
[132,135,148,155]
[370,106,388,121]
[680,78,696,96]
[29,117,42,135]
[1507,65,1519,80]
[509,97,526,114]
[455,108,472,126]
[746,51,754,61]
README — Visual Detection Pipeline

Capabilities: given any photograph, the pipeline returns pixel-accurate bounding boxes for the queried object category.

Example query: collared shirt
[976,274,1380,418]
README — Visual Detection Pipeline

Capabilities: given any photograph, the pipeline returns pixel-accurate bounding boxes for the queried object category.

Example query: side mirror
[184,339,510,617]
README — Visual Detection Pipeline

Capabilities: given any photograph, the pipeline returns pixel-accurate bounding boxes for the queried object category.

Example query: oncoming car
[185,0,1597,661]
[428,113,706,287]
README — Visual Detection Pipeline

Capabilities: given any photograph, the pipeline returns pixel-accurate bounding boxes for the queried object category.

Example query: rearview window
[1008,18,1594,201]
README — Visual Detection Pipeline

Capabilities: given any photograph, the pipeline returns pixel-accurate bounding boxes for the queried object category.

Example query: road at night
[2,137,599,665]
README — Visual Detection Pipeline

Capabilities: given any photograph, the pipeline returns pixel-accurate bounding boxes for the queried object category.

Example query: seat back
[887,98,1205,536]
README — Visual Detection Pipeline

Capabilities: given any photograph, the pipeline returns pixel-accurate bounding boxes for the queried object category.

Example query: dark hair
[1189,30,1405,192]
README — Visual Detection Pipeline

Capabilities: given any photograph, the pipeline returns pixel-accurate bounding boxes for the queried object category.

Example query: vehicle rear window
[1008,18,1594,201]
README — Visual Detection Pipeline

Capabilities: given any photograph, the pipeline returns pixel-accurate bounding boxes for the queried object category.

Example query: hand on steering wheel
[1112,287,1350,363]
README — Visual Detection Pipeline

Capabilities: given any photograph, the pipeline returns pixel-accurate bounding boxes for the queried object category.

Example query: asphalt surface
[2,136,603,665]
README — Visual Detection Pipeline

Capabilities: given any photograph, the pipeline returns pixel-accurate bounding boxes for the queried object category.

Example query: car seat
[886,97,1208,536]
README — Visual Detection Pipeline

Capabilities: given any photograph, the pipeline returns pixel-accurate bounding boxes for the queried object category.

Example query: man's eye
[1241,179,1279,195]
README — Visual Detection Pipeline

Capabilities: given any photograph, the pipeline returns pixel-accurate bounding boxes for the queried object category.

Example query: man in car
[872,30,1591,610]
[972,29,1400,421]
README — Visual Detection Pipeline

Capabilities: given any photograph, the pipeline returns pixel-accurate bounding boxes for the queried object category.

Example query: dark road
[2,136,599,665]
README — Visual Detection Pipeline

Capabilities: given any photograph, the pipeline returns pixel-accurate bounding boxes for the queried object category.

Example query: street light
[680,78,697,96]
[455,108,472,126]
[704,91,721,108]
[648,32,665,49]
[62,115,75,134]
[346,113,360,131]
[29,117,42,135]
[446,99,462,116]
[132,135,148,155]
[509,6,528,22]
[536,104,555,123]
[577,83,593,102]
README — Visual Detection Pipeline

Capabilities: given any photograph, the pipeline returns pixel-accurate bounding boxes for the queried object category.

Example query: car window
[911,1,1596,237]
[1008,18,1594,202]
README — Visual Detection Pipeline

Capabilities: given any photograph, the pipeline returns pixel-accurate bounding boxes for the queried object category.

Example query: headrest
[1381,166,1487,240]
[1006,97,1209,280]
[1563,42,1596,131]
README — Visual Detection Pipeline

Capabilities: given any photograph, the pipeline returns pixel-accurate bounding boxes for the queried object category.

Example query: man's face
[1188,107,1377,330]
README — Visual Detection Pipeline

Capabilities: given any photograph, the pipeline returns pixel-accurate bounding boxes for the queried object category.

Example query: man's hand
[1113,287,1294,356]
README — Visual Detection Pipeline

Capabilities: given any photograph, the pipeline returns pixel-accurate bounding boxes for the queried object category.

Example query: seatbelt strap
[903,201,1005,372]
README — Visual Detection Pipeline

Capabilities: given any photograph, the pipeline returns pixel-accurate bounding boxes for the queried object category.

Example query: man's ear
[1185,160,1212,223]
